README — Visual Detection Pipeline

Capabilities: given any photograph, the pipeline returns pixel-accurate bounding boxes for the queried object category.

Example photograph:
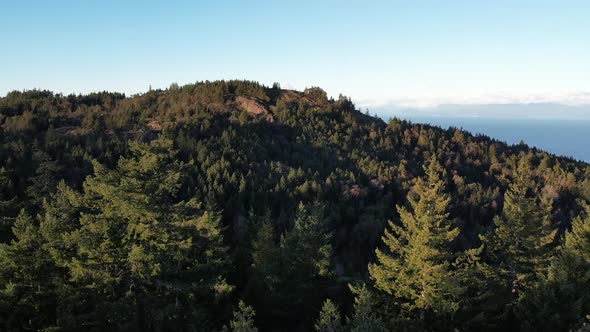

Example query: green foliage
[481,156,556,297]
[315,299,343,332]
[515,203,590,331]
[66,137,228,329]
[0,210,57,330]
[25,149,63,207]
[229,300,258,332]
[369,156,464,319]
[279,202,332,280]
[347,284,387,332]
[0,81,588,330]
[248,202,332,329]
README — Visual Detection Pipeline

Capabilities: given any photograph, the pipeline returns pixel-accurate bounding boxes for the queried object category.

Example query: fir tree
[347,284,387,332]
[0,211,57,330]
[249,202,332,329]
[481,156,556,295]
[64,137,228,329]
[515,202,590,331]
[315,299,343,332]
[279,202,332,281]
[368,156,463,318]
[0,167,18,240]
[229,300,258,332]
[0,167,17,214]
[251,219,280,287]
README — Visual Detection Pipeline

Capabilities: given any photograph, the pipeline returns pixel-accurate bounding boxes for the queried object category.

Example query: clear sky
[1,0,589,108]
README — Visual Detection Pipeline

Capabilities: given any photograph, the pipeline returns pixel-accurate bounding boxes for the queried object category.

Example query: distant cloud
[360,92,590,121]
[356,91,590,109]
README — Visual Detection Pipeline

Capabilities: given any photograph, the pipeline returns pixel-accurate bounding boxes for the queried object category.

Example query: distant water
[384,115,590,163]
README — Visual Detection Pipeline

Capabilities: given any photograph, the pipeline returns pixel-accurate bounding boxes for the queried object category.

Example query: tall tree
[229,300,258,332]
[0,167,18,241]
[0,211,57,330]
[249,202,332,329]
[368,156,463,319]
[347,285,386,332]
[25,149,63,208]
[65,137,229,330]
[481,156,556,297]
[315,299,343,332]
[515,202,590,331]
[0,167,16,214]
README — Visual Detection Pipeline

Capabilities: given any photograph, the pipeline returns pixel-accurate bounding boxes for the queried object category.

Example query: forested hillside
[0,81,589,331]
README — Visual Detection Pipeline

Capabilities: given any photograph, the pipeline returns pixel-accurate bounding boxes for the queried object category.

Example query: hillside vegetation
[0,80,589,331]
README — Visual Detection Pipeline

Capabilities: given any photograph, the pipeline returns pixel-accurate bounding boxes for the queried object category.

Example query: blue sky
[1,0,589,109]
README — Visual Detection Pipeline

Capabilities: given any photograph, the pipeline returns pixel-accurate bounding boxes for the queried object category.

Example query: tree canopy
[0,80,588,331]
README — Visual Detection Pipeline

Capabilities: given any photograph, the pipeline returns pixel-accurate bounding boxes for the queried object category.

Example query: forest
[0,80,589,331]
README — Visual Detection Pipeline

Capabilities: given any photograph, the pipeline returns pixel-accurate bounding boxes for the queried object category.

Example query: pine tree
[249,202,332,329]
[229,300,258,332]
[315,299,343,332]
[481,156,556,295]
[0,167,18,240]
[25,149,63,208]
[368,156,463,318]
[279,202,332,281]
[39,181,83,266]
[515,202,590,331]
[348,284,387,332]
[0,211,57,330]
[0,167,16,212]
[63,137,228,329]
[251,219,280,287]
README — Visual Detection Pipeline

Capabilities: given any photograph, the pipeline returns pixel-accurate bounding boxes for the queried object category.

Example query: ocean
[380,115,590,163]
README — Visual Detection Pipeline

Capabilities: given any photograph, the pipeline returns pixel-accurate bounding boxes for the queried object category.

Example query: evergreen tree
[368,156,463,319]
[39,181,83,267]
[481,157,556,296]
[229,300,258,332]
[315,299,343,332]
[279,202,332,282]
[249,202,332,329]
[25,149,63,208]
[0,167,18,240]
[251,219,280,288]
[515,202,590,331]
[65,137,229,330]
[347,284,387,332]
[0,211,57,330]
[0,167,16,214]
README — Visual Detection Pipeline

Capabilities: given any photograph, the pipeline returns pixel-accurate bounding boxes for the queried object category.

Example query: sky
[1,0,589,111]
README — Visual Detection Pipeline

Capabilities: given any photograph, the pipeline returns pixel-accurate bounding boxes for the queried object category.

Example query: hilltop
[1,80,589,331]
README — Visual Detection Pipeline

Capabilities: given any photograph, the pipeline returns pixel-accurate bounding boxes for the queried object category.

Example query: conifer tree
[65,137,229,329]
[249,202,332,329]
[39,181,83,266]
[515,202,590,331]
[0,211,57,330]
[25,149,63,208]
[0,167,16,215]
[315,299,343,332]
[481,156,556,295]
[251,219,280,286]
[368,156,463,318]
[229,300,258,332]
[279,202,332,281]
[0,167,18,240]
[348,284,387,332]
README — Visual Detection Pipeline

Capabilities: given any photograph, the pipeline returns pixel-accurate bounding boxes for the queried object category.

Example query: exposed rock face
[235,96,273,121]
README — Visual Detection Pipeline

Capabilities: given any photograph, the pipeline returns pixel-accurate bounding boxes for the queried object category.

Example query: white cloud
[356,91,590,109]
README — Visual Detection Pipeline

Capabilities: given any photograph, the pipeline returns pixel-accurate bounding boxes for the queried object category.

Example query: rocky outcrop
[234,96,273,121]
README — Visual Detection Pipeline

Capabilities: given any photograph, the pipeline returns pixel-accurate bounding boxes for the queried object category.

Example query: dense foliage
[0,80,589,331]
